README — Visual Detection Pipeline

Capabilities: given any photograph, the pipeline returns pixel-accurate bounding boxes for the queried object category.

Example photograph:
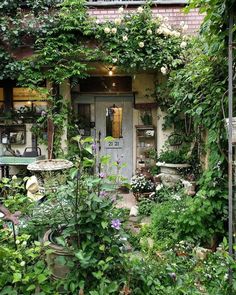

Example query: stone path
[116,192,137,209]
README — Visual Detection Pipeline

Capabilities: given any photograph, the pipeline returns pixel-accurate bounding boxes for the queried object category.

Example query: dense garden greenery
[0,0,236,293]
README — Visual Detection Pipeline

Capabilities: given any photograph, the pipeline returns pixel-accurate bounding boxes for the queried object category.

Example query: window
[106,106,122,138]
[77,104,92,136]
[13,87,47,114]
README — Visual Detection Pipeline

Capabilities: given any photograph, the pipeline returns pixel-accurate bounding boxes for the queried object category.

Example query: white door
[95,96,133,180]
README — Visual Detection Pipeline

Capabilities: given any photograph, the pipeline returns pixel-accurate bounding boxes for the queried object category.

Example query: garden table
[0,155,45,178]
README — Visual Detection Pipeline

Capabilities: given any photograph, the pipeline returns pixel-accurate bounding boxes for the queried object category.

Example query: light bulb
[109,69,113,76]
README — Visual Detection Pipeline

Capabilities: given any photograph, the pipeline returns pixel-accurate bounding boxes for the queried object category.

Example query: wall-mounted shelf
[135,125,156,171]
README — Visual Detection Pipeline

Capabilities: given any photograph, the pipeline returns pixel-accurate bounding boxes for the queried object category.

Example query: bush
[138,198,154,216]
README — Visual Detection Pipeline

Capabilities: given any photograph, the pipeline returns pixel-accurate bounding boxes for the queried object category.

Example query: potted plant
[156,147,191,187]
[130,174,155,201]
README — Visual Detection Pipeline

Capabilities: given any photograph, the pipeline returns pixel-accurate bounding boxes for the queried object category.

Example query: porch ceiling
[86,62,158,75]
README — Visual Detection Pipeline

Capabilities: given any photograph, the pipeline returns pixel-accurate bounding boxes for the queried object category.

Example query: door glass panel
[0,88,3,109]
[106,106,122,138]
[77,103,91,136]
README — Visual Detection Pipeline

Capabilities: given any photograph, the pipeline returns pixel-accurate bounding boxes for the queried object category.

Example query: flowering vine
[96,5,189,73]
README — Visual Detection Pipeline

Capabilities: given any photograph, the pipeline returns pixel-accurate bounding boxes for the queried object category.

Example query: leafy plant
[157,147,190,164]
[138,198,154,216]
[29,137,130,293]
[0,228,55,294]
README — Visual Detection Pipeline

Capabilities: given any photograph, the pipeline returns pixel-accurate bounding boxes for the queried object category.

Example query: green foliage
[19,0,97,85]
[125,244,236,294]
[138,198,154,216]
[151,175,227,249]
[157,146,190,164]
[28,137,129,293]
[0,229,55,294]
[0,177,33,216]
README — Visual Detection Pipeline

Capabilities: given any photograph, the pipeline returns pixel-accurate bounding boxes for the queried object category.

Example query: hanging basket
[225,118,236,144]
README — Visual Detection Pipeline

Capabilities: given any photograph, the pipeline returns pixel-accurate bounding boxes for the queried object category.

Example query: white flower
[118,7,124,13]
[16,240,20,245]
[156,24,172,36]
[173,194,181,201]
[22,241,27,247]
[224,274,229,281]
[114,18,122,25]
[104,27,110,34]
[111,27,117,34]
[138,41,144,48]
[180,41,187,48]
[164,16,169,22]
[112,58,118,63]
[12,175,17,180]
[163,27,171,36]
[137,7,143,13]
[156,184,163,191]
[156,14,163,21]
[20,261,26,267]
[160,66,168,75]
[123,35,128,42]
[172,30,181,38]
[147,29,152,35]
[182,24,188,31]
[180,21,185,27]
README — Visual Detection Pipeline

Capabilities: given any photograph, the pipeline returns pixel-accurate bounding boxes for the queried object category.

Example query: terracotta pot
[43,229,73,279]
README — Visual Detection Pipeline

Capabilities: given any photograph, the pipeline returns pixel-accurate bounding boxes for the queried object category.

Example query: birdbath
[27,117,73,194]
[27,159,73,194]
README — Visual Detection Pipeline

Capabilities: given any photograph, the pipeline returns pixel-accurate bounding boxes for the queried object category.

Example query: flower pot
[27,159,73,194]
[43,229,73,280]
[156,162,191,187]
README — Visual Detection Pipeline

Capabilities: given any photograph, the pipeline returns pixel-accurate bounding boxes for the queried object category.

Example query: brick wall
[88,5,204,35]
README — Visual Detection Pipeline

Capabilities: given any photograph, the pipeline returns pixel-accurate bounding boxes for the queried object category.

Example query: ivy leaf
[13,272,22,283]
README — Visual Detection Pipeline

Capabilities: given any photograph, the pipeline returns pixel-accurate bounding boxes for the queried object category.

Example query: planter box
[156,162,190,187]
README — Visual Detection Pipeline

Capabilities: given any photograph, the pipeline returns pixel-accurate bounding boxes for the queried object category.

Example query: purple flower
[99,172,106,179]
[111,219,121,230]
[41,110,47,116]
[99,191,107,198]
[92,143,97,151]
